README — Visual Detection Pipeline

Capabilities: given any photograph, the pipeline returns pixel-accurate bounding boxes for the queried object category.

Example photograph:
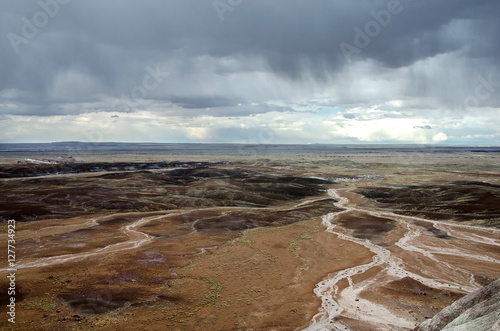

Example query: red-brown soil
[0,161,499,330]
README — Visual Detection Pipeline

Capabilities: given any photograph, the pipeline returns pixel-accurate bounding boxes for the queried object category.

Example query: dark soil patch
[359,182,500,227]
[58,287,149,314]
[0,202,52,221]
[0,283,25,304]
[380,276,463,302]
[413,221,453,239]
[0,161,221,178]
[473,275,497,287]
[98,216,139,226]
[336,212,396,245]
[194,201,341,234]
[0,166,331,223]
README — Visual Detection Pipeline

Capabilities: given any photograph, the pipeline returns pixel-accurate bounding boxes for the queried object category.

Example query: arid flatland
[1,145,499,330]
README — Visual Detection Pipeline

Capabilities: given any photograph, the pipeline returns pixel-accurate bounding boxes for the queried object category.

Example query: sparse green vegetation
[23,296,60,312]
[199,278,223,307]
[289,232,314,252]
[240,238,252,246]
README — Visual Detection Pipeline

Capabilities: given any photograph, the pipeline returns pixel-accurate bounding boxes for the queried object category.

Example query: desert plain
[0,143,499,330]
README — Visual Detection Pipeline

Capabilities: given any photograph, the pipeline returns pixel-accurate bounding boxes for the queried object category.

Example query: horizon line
[1,141,500,148]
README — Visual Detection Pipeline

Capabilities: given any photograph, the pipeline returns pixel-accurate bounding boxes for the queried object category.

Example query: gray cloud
[0,0,499,144]
[169,96,240,109]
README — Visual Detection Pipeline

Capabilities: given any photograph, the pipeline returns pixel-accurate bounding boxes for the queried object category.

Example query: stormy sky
[1,0,499,144]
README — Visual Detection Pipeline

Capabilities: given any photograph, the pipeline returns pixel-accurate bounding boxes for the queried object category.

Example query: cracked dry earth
[0,163,499,330]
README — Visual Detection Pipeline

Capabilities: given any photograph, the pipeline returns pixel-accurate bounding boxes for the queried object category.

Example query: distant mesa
[52,141,82,144]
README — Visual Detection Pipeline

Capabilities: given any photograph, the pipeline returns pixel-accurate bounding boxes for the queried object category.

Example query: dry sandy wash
[0,156,499,330]
[304,188,500,330]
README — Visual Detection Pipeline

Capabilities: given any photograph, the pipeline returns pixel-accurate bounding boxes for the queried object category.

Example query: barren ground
[1,148,499,330]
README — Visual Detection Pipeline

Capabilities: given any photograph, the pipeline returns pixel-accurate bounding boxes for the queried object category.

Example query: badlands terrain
[0,144,499,330]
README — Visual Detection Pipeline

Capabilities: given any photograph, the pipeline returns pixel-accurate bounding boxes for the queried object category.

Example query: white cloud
[432,132,449,142]
[2,106,500,145]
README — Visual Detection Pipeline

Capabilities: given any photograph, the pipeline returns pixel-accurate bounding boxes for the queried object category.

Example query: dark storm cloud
[169,96,241,109]
[1,0,499,116]
[414,125,432,129]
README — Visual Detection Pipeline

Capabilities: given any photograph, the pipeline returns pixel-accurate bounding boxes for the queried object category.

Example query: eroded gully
[304,188,500,331]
